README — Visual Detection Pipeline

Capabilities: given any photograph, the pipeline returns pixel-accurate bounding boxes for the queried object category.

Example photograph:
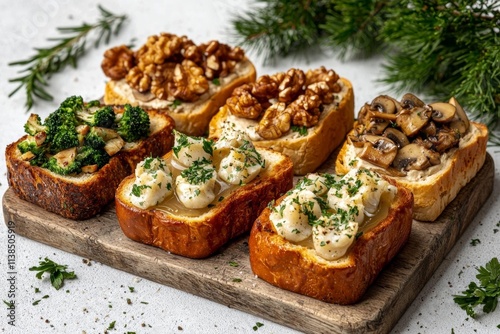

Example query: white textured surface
[0,1,499,333]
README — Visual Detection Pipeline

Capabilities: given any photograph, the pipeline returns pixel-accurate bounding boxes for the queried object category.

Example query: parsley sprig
[29,257,77,290]
[453,257,500,318]
[8,5,127,111]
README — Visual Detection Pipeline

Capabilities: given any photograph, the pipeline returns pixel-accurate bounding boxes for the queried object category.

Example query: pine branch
[231,0,500,139]
[8,5,127,111]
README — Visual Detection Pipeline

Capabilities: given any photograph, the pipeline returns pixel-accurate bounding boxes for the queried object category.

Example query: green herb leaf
[453,257,500,318]
[228,261,239,267]
[291,125,308,136]
[29,257,77,290]
[253,322,264,331]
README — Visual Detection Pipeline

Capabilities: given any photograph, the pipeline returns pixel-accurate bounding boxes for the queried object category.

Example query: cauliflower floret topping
[269,169,397,260]
[129,157,173,209]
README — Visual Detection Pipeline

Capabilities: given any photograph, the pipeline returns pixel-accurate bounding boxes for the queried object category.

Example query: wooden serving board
[2,153,495,334]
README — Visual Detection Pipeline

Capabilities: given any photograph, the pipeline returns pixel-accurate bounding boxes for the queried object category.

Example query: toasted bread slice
[336,121,488,221]
[104,58,256,137]
[249,176,413,305]
[209,76,354,175]
[115,148,294,259]
[5,109,175,220]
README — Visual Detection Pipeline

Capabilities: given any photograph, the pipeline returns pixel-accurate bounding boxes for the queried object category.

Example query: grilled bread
[335,93,488,221]
[115,129,294,258]
[102,33,256,136]
[249,169,414,305]
[208,67,354,175]
[6,102,175,220]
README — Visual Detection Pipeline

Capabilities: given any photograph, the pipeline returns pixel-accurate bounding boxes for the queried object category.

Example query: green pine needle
[8,5,127,111]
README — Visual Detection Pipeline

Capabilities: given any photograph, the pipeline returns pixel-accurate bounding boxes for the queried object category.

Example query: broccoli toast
[6,97,175,220]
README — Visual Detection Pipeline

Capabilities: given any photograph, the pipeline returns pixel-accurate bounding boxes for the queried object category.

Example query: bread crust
[336,122,488,221]
[248,181,413,305]
[115,149,294,258]
[5,109,175,220]
[208,77,354,175]
[104,58,256,136]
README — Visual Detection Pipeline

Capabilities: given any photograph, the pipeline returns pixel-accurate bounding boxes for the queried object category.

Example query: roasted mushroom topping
[429,102,456,123]
[428,128,460,153]
[401,93,425,109]
[421,121,437,137]
[448,97,470,136]
[396,107,431,137]
[383,128,409,148]
[359,135,398,169]
[371,95,399,114]
[392,143,440,171]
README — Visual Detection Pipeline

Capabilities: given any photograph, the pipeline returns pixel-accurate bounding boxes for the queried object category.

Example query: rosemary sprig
[8,5,127,111]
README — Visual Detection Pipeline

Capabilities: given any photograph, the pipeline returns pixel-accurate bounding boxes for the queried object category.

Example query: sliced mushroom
[93,127,120,141]
[383,128,409,148]
[76,124,90,145]
[448,97,470,136]
[359,135,398,169]
[401,93,425,109]
[132,89,156,102]
[396,107,431,137]
[371,95,398,114]
[429,102,456,123]
[81,164,99,173]
[366,119,390,135]
[421,121,437,137]
[367,110,398,121]
[53,147,77,168]
[392,143,440,171]
[34,132,47,146]
[21,151,36,161]
[428,128,460,153]
[357,103,371,125]
[104,137,125,156]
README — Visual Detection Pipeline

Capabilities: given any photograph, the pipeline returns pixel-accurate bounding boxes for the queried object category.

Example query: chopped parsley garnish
[212,78,220,86]
[228,261,239,267]
[470,238,481,246]
[253,322,264,331]
[180,158,215,185]
[29,257,76,290]
[131,184,151,197]
[291,125,308,136]
[169,99,182,110]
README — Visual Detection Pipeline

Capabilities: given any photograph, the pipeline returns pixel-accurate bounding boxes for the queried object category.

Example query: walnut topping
[256,102,291,139]
[101,45,135,80]
[168,60,209,102]
[102,33,245,102]
[226,67,341,139]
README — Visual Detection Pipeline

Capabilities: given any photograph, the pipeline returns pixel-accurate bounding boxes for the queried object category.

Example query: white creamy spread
[129,157,174,209]
[346,124,481,181]
[110,60,247,113]
[270,169,397,261]
[128,126,266,211]
[222,79,349,141]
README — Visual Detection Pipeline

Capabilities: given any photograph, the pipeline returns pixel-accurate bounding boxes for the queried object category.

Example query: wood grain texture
[2,153,494,334]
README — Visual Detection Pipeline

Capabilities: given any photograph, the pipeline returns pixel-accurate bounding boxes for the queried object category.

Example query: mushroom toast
[102,32,256,136]
[115,126,293,258]
[5,96,175,220]
[208,67,354,175]
[335,93,488,221]
[249,169,413,304]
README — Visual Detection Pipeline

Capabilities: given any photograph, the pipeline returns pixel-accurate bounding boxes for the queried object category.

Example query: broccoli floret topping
[59,95,85,112]
[42,147,81,175]
[77,105,116,128]
[48,123,80,153]
[116,104,150,142]
[76,146,110,168]
[85,127,107,149]
[44,97,80,153]
[17,137,48,166]
[24,114,47,136]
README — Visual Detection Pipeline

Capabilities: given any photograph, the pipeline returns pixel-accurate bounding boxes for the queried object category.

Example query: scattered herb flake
[169,99,182,110]
[232,278,242,282]
[128,286,135,293]
[140,301,149,305]
[470,239,481,246]
[228,261,239,267]
[253,322,264,331]
[108,320,116,330]
[34,287,40,293]
[29,257,76,290]
[291,125,308,136]
[212,78,220,86]
[33,300,41,306]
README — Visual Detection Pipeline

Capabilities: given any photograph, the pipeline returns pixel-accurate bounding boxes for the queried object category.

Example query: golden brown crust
[336,122,488,221]
[5,109,175,220]
[248,182,413,305]
[208,77,354,175]
[115,149,294,258]
[104,58,256,136]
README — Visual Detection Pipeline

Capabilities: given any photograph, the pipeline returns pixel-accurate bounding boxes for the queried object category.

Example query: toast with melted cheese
[249,169,413,305]
[6,105,174,220]
[208,67,354,175]
[115,130,294,258]
[335,94,488,221]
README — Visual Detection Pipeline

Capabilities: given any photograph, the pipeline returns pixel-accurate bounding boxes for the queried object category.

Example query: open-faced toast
[5,96,175,220]
[115,129,294,258]
[335,93,488,221]
[208,67,354,175]
[249,169,414,305]
[102,33,256,136]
